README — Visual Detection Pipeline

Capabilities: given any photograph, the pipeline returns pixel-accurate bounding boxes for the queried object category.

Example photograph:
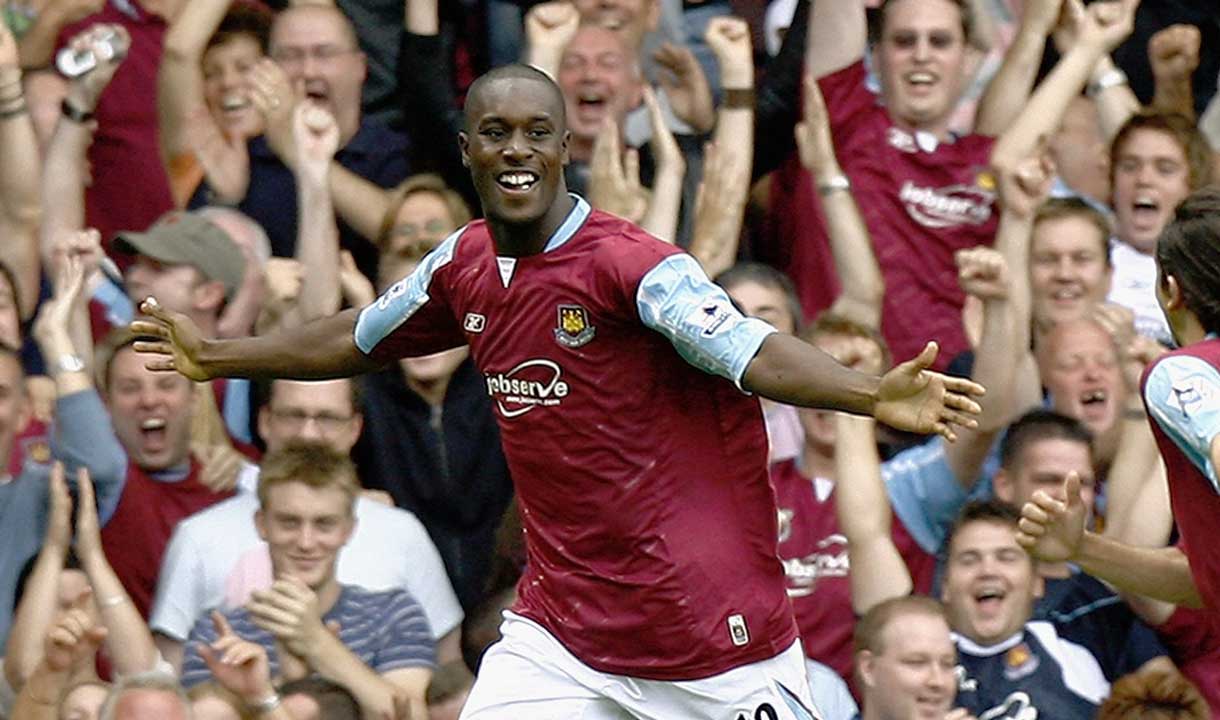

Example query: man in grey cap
[116,209,249,341]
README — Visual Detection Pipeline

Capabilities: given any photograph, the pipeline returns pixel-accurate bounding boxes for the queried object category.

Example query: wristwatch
[55,354,85,374]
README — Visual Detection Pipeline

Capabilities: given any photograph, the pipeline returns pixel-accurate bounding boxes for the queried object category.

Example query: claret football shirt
[355,196,799,679]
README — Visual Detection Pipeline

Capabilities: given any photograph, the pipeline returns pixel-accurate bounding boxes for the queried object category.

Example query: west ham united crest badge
[554,304,596,348]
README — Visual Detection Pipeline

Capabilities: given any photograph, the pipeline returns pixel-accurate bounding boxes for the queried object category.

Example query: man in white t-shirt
[149,378,463,670]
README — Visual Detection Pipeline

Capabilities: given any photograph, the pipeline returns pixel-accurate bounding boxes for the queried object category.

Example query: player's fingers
[129,321,170,340]
[143,357,179,373]
[932,423,958,444]
[942,390,983,415]
[940,409,979,430]
[1021,503,1050,526]
[942,375,986,397]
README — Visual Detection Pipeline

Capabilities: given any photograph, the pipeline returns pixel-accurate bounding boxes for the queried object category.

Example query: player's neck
[892,115,953,143]
[488,193,577,258]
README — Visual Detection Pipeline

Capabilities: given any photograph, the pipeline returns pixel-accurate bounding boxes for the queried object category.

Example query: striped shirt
[181,584,434,687]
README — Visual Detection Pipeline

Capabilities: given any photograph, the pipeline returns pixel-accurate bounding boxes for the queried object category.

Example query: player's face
[558,26,643,146]
[860,613,957,720]
[378,191,457,290]
[943,520,1040,646]
[1029,215,1111,326]
[460,79,570,227]
[256,481,355,589]
[724,280,797,334]
[876,0,973,134]
[997,438,1097,515]
[106,348,194,471]
[1112,128,1192,254]
[259,379,362,455]
[202,34,265,140]
[1039,322,1123,437]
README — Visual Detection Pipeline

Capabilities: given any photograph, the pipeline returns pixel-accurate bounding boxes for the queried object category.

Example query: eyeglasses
[269,408,354,433]
[270,44,360,68]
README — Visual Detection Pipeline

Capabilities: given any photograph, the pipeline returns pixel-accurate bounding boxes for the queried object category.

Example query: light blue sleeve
[353,230,461,356]
[805,659,859,720]
[636,254,776,389]
[882,438,975,554]
[1144,356,1220,492]
[53,390,128,524]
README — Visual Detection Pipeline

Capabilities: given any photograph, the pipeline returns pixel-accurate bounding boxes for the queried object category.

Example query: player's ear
[561,129,571,165]
[1164,273,1185,310]
[458,131,471,168]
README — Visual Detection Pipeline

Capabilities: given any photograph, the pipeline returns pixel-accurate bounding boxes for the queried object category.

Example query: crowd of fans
[0,0,1217,717]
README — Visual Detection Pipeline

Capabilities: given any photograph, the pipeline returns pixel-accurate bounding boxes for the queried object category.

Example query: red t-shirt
[357,210,797,680]
[764,61,998,369]
[58,2,174,248]
[771,458,936,684]
[100,459,233,617]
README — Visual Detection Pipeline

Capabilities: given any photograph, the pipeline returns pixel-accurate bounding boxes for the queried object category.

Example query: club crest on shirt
[554,305,596,348]
[22,438,51,465]
[1166,373,1215,416]
[1003,643,1040,681]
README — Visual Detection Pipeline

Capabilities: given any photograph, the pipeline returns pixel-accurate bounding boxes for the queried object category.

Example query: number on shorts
[755,703,779,720]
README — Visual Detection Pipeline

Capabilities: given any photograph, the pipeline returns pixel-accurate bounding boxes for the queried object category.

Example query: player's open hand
[873,342,984,442]
[1016,471,1087,562]
[131,297,212,382]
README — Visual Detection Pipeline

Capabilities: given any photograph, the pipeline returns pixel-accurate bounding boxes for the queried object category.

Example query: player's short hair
[945,499,1023,556]
[800,312,893,373]
[256,441,359,516]
[1096,670,1210,720]
[464,64,567,130]
[853,595,949,656]
[99,672,191,720]
[1110,113,1214,192]
[876,0,975,47]
[1157,188,1220,337]
[280,677,362,719]
[207,1,273,53]
[716,262,805,333]
[377,173,473,247]
[999,409,1094,473]
[1033,197,1114,266]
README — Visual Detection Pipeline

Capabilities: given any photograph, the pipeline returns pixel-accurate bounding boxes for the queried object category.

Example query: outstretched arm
[744,337,983,441]
[806,0,865,80]
[0,22,41,319]
[974,0,1063,137]
[990,0,1139,170]
[794,72,882,330]
[131,301,377,381]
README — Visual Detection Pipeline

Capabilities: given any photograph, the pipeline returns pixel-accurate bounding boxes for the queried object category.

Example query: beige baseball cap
[114,210,246,300]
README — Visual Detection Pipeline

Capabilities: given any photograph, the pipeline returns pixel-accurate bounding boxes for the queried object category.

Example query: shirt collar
[542,194,591,253]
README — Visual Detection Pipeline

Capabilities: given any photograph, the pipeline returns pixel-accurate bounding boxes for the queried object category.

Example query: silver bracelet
[816,174,851,197]
[1087,67,1128,97]
[250,693,282,715]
